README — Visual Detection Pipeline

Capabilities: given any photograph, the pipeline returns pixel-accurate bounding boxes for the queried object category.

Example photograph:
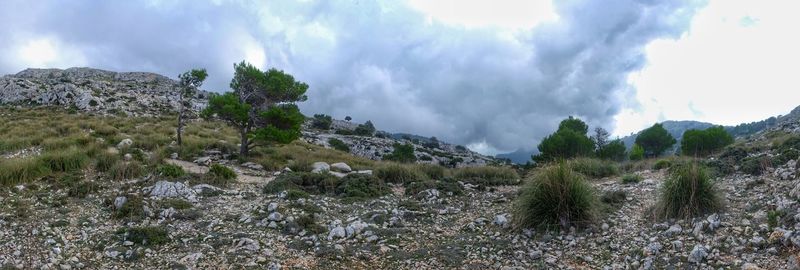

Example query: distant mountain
[495,149,537,164]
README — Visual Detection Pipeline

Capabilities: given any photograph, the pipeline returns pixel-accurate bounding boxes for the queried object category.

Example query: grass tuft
[569,158,618,179]
[651,163,723,220]
[513,162,598,230]
[453,166,519,186]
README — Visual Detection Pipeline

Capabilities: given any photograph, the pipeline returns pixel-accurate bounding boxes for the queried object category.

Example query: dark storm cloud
[0,0,703,154]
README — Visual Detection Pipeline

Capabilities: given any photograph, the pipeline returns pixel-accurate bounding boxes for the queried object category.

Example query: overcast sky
[1,0,798,155]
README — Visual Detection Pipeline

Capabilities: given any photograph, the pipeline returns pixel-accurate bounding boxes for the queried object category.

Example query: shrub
[569,158,618,179]
[384,143,416,163]
[208,164,236,180]
[404,178,464,196]
[156,164,186,178]
[113,196,145,219]
[621,174,642,184]
[629,144,645,161]
[120,226,169,246]
[601,190,627,205]
[453,166,520,186]
[312,114,333,130]
[513,163,598,230]
[354,120,376,136]
[741,155,770,175]
[653,159,672,170]
[263,172,340,195]
[296,214,327,234]
[375,164,427,184]
[0,158,50,186]
[680,126,734,157]
[328,138,350,153]
[652,163,723,220]
[40,147,89,172]
[336,174,390,201]
[286,189,310,200]
[596,139,627,161]
[107,161,145,181]
[287,159,312,172]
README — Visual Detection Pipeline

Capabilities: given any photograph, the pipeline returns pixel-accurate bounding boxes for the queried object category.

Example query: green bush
[113,196,145,219]
[40,147,89,172]
[0,158,50,186]
[513,163,598,230]
[384,143,416,163]
[287,159,312,172]
[336,174,390,201]
[354,120,376,136]
[569,158,618,179]
[328,138,350,153]
[653,159,672,170]
[652,163,723,220]
[264,172,340,194]
[680,126,734,157]
[404,178,464,196]
[157,164,186,178]
[629,144,645,161]
[120,226,169,246]
[741,155,769,175]
[375,164,427,184]
[296,214,326,234]
[453,166,520,186]
[209,164,236,180]
[621,174,642,184]
[596,139,627,161]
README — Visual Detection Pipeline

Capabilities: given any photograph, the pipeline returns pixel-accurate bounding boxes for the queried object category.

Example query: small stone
[328,226,346,240]
[601,223,610,231]
[267,202,278,212]
[123,241,134,246]
[529,250,543,260]
[113,196,127,209]
[330,162,352,173]
[664,224,682,236]
[493,214,508,227]
[688,244,707,263]
[267,212,283,221]
[117,138,133,148]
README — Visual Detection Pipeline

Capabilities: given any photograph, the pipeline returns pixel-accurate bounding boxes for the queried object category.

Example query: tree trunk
[176,95,184,146]
[239,126,249,157]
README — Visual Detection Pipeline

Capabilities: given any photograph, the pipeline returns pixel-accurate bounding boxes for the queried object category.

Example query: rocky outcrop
[0,67,208,116]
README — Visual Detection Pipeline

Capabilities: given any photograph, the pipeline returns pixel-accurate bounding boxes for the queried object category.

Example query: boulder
[145,181,197,202]
[117,138,133,148]
[330,162,352,173]
[311,162,330,173]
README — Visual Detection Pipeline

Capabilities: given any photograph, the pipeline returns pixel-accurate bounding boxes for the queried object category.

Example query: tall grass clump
[94,151,121,172]
[194,164,237,187]
[651,163,723,220]
[621,173,642,184]
[513,163,598,230]
[414,164,447,180]
[156,164,186,178]
[0,158,50,185]
[39,147,89,172]
[108,161,145,181]
[374,164,427,184]
[569,158,618,179]
[453,166,520,186]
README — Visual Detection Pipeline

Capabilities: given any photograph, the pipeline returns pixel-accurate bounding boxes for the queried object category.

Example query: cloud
[0,0,702,155]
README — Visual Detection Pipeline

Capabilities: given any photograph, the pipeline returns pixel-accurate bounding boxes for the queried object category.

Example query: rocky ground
[2,152,800,269]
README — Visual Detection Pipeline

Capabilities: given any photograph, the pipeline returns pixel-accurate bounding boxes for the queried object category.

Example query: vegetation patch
[0,157,50,186]
[40,147,89,172]
[621,174,642,184]
[327,138,350,153]
[156,164,186,178]
[375,164,428,184]
[652,159,672,170]
[107,161,145,181]
[651,163,723,220]
[119,226,169,246]
[513,163,598,230]
[569,158,618,179]
[264,172,389,201]
[453,166,520,186]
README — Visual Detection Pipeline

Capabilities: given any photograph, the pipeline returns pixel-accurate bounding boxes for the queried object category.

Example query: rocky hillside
[0,68,209,116]
[302,119,495,168]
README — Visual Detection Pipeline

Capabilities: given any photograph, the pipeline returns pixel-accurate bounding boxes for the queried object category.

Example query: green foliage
[741,155,769,175]
[681,126,734,156]
[161,199,193,210]
[559,116,589,134]
[40,147,89,172]
[296,214,326,234]
[768,210,784,229]
[114,196,145,219]
[629,144,645,161]
[120,226,169,246]
[453,166,520,186]
[202,92,251,129]
[569,158,618,179]
[254,104,305,144]
[653,159,672,170]
[264,172,339,194]
[375,164,428,184]
[328,138,350,153]
[652,163,723,220]
[312,114,333,130]
[621,174,642,184]
[336,174,391,201]
[384,143,417,163]
[354,120,376,136]
[415,164,446,180]
[0,158,50,186]
[204,164,237,186]
[94,151,121,172]
[635,123,676,157]
[596,139,626,161]
[513,162,598,230]
[533,117,594,163]
[156,164,186,178]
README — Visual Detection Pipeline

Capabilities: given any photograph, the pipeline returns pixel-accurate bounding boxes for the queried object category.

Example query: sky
[1,0,798,155]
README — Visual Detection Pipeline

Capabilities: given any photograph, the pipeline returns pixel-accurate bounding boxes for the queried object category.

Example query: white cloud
[615,0,800,137]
